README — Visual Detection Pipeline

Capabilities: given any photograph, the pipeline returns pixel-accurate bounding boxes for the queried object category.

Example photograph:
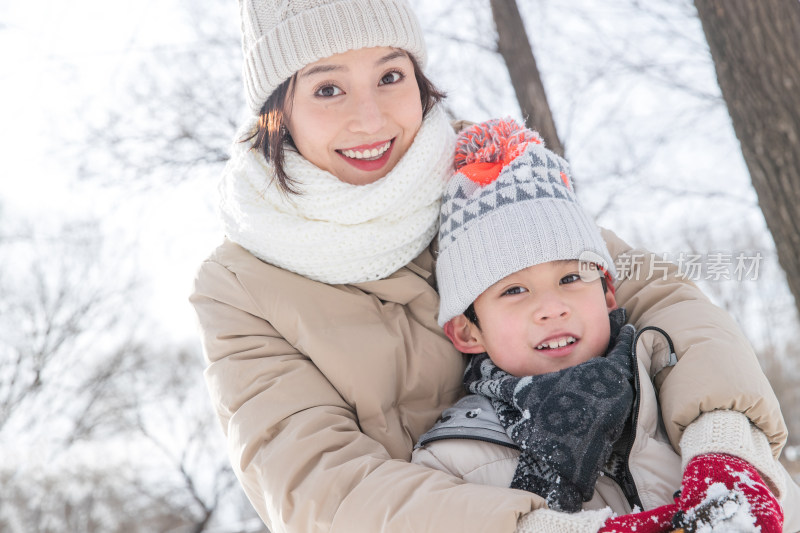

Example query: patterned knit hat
[239,0,426,115]
[436,118,616,326]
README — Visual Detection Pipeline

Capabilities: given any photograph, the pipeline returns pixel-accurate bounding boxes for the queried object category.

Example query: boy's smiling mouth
[535,336,577,350]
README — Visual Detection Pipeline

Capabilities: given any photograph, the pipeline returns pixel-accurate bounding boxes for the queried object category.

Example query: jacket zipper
[418,433,519,451]
[619,345,644,511]
[615,326,678,511]
[603,342,644,511]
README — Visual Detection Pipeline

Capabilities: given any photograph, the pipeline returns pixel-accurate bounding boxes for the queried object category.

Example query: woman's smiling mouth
[336,139,395,171]
[339,140,392,160]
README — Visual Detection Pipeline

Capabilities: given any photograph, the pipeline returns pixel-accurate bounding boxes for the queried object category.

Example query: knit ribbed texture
[218,105,455,285]
[436,128,615,326]
[679,410,786,500]
[239,0,426,114]
[515,507,613,533]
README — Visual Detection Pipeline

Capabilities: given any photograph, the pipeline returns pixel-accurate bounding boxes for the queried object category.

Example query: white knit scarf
[219,105,455,284]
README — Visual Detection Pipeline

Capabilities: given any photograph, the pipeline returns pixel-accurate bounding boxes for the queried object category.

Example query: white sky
[2,1,163,209]
[1,0,224,337]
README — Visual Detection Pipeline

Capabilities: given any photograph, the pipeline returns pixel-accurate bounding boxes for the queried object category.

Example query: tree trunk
[694,0,800,310]
[489,0,564,157]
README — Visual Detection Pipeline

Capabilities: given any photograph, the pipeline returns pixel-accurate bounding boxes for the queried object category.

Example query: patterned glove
[598,504,678,533]
[671,453,783,533]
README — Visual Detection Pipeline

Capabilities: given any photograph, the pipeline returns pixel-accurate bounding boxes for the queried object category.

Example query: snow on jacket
[189,228,790,533]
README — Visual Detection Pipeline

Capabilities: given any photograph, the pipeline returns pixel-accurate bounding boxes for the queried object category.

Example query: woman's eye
[560,274,581,285]
[314,84,343,97]
[379,71,403,85]
[502,286,527,296]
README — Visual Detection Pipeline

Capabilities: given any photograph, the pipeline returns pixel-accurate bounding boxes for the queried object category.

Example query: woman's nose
[347,90,386,134]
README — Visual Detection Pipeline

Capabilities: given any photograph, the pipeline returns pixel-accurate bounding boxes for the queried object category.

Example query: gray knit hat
[239,0,427,115]
[436,118,616,326]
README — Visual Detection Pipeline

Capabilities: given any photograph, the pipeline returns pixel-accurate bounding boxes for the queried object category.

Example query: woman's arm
[601,228,787,457]
[190,257,540,533]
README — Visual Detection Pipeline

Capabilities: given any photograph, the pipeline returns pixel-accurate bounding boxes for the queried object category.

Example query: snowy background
[1,0,798,531]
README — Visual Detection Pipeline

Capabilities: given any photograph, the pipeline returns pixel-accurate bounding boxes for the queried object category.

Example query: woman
[190,1,794,531]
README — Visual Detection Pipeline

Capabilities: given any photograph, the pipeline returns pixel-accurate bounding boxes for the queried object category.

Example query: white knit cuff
[515,507,613,533]
[679,410,785,499]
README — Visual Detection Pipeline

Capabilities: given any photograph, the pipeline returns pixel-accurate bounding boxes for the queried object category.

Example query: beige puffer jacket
[190,229,790,533]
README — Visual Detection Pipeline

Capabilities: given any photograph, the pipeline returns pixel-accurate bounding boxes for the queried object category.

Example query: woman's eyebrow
[300,64,342,78]
[300,50,407,78]
[376,50,407,65]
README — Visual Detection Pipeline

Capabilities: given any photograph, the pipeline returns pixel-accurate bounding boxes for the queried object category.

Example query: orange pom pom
[459,162,504,185]
[455,118,543,185]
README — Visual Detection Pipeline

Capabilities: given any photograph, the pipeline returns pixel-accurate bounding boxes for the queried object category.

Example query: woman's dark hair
[241,52,446,195]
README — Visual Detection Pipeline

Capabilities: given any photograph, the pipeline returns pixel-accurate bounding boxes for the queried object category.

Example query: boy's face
[459,260,617,377]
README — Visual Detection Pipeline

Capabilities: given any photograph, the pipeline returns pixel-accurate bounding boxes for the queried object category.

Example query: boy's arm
[411,394,527,491]
[412,438,521,489]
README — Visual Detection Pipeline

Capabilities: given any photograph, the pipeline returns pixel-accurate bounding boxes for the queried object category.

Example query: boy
[412,119,788,532]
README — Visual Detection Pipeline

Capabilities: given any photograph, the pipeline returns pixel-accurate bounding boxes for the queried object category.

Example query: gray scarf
[463,308,634,512]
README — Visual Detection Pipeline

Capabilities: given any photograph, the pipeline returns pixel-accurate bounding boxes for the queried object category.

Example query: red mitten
[672,453,783,533]
[599,504,678,533]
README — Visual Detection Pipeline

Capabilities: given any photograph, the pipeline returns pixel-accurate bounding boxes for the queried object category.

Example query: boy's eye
[314,84,343,97]
[379,71,403,85]
[502,286,527,296]
[560,274,581,285]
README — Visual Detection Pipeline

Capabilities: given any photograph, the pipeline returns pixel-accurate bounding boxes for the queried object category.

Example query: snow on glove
[598,503,679,533]
[671,453,783,533]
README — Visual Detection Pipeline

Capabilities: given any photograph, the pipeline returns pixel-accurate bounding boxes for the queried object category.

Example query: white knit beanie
[436,118,616,326]
[239,0,427,115]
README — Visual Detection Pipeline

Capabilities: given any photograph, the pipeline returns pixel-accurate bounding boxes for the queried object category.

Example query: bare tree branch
[489,0,564,156]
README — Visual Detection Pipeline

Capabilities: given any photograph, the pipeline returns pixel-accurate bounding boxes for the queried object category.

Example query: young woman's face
[286,47,424,185]
[468,261,617,377]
